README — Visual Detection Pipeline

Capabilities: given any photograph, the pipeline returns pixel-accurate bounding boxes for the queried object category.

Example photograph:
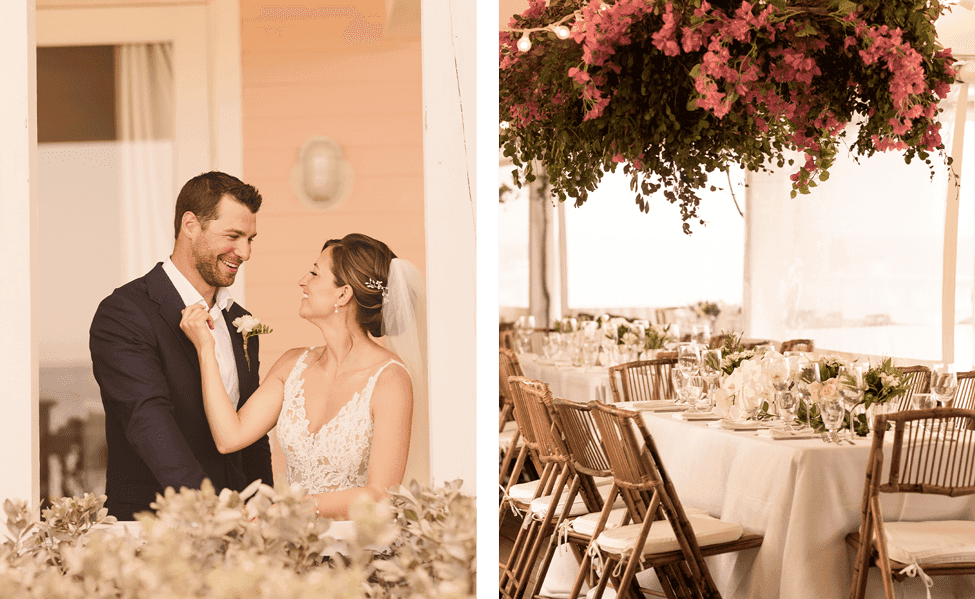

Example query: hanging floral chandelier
[499,0,958,232]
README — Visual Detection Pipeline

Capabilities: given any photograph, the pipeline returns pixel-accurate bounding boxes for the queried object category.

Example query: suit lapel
[223,304,253,396]
[146,263,201,371]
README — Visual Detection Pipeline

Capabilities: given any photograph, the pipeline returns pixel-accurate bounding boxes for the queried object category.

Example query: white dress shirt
[162,258,241,409]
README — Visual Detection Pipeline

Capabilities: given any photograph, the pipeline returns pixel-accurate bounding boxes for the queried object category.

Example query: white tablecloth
[639,413,975,599]
[519,354,613,404]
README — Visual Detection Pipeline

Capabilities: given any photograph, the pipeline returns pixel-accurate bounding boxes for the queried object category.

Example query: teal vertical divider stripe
[477,0,498,598]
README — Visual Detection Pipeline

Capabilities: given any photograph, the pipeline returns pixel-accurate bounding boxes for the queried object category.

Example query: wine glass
[768,354,792,416]
[777,388,800,430]
[677,343,703,377]
[931,367,958,409]
[820,396,846,442]
[837,363,865,439]
[795,358,820,431]
[700,349,723,408]
[912,392,936,410]
[515,315,535,354]
[684,375,707,412]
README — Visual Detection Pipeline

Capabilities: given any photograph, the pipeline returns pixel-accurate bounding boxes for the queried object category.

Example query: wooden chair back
[849,409,975,598]
[893,365,931,411]
[507,375,545,476]
[608,358,678,403]
[780,338,814,353]
[588,400,723,596]
[954,370,975,415]
[499,348,525,430]
[552,399,614,513]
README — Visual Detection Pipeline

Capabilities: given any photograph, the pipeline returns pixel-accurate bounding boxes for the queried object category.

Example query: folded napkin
[718,419,773,431]
[759,427,819,440]
[674,411,721,421]
[626,400,685,412]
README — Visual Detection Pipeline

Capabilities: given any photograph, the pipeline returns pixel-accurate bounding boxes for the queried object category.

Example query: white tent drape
[116,43,175,281]
[745,82,972,364]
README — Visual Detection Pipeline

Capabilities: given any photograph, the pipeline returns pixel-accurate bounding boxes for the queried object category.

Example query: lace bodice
[276,348,404,494]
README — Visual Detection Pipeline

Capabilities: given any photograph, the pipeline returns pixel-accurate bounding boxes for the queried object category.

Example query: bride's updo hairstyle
[322,233,397,337]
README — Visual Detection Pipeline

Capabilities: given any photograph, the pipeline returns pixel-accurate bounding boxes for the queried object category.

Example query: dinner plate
[625,400,685,412]
[718,418,773,431]
[674,411,721,421]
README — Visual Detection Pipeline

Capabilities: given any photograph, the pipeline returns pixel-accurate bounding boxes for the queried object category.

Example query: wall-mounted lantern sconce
[290,136,354,210]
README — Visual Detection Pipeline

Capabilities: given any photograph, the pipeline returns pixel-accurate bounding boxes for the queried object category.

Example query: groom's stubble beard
[192,236,237,289]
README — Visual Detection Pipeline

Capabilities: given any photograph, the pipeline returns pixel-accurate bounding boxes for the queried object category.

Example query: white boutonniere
[232,315,272,370]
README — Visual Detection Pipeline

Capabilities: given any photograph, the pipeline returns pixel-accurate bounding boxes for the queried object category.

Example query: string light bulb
[552,25,571,39]
[517,32,532,52]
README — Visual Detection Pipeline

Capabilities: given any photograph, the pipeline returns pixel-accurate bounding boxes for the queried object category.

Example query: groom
[90,171,273,520]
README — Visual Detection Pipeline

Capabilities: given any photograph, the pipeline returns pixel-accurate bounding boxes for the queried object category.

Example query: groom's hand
[180,304,216,351]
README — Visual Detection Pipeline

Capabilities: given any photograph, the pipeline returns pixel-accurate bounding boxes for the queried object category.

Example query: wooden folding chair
[847,408,975,599]
[501,378,576,599]
[780,338,814,353]
[893,365,931,411]
[608,358,678,404]
[500,376,545,527]
[500,348,528,492]
[588,401,763,599]
[551,399,633,599]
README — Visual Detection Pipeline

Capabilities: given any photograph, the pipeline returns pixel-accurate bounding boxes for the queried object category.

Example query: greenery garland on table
[796,355,911,435]
[500,0,957,233]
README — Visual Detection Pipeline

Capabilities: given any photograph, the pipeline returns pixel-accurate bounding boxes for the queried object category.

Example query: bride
[180,233,425,519]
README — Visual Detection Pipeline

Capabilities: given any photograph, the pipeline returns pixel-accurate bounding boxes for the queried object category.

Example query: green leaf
[837,0,858,15]
[819,170,830,182]
[796,23,819,37]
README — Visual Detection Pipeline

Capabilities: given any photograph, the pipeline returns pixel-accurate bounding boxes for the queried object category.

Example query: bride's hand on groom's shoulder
[180,304,216,351]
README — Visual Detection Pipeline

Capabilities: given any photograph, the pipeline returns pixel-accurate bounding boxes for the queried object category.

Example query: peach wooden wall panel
[240,0,424,372]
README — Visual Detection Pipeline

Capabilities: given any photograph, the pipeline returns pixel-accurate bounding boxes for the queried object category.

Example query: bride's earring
[334,303,339,313]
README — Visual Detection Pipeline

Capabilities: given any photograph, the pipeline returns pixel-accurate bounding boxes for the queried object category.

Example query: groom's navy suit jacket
[89,263,273,520]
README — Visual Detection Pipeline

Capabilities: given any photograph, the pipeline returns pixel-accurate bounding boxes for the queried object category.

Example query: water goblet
[795,358,820,431]
[912,392,936,410]
[777,389,800,430]
[820,396,846,443]
[677,343,703,377]
[684,375,707,412]
[837,363,865,439]
[930,367,958,409]
[700,349,723,406]
[768,354,792,415]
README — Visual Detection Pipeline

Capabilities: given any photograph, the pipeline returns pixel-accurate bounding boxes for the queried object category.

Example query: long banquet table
[517,353,975,599]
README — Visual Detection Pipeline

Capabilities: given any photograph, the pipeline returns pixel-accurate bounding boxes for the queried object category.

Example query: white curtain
[116,43,175,281]
[745,83,972,364]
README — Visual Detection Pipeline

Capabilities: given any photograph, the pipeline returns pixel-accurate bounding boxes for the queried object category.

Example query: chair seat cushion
[509,480,541,503]
[884,520,975,565]
[530,482,620,519]
[571,507,629,536]
[570,506,709,536]
[595,514,743,556]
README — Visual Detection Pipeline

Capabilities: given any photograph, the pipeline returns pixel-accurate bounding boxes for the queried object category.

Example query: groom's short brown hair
[174,171,263,239]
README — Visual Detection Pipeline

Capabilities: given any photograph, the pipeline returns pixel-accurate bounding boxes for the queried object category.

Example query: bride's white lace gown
[276,348,406,494]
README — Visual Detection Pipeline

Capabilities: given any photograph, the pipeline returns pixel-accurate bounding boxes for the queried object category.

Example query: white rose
[233,314,259,334]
